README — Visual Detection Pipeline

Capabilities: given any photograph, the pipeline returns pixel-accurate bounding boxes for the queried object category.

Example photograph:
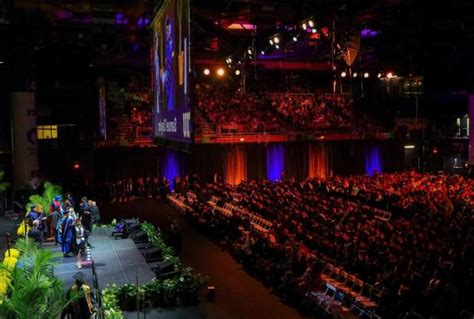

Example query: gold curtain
[225,145,247,185]
[308,143,328,178]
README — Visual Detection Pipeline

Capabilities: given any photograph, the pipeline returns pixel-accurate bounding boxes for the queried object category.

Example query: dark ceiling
[0,0,473,89]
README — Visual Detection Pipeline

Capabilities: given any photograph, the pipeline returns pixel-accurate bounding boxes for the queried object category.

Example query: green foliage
[0,170,10,193]
[25,182,63,215]
[140,222,176,263]
[102,287,124,319]
[102,221,206,317]
[0,239,77,319]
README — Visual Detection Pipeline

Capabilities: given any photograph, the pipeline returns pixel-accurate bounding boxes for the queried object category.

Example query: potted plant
[116,284,137,311]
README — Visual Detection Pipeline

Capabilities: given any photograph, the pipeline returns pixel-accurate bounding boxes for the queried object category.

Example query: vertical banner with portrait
[152,0,191,142]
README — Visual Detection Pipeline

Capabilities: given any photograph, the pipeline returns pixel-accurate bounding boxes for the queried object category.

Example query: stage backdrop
[94,141,403,185]
[189,141,403,185]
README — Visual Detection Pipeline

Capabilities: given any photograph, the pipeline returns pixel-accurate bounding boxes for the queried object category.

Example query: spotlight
[269,39,274,45]
[363,72,369,78]
[301,22,307,30]
[353,72,358,78]
[292,36,298,42]
[273,36,280,44]
[247,48,252,55]
[275,44,280,49]
[0,61,4,64]
[308,20,314,28]
[235,70,241,76]
[226,57,232,63]
[341,71,347,78]
[260,50,265,55]
[217,68,225,76]
[377,73,382,78]
[311,28,317,33]
[386,72,393,79]
[203,68,210,75]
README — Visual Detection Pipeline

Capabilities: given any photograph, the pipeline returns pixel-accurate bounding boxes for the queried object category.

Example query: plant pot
[119,297,136,311]
[164,296,177,307]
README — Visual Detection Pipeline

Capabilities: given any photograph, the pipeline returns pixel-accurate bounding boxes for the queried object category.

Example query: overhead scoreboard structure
[151,0,191,143]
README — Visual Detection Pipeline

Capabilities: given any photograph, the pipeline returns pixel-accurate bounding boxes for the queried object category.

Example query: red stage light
[73,162,80,170]
[321,27,330,37]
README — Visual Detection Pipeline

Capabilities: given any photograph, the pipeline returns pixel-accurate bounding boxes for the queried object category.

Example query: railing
[91,260,104,319]
[198,130,391,144]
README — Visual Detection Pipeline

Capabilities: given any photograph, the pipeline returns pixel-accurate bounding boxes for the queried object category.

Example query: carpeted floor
[103,199,312,319]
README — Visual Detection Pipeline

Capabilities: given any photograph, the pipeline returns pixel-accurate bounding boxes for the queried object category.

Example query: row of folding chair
[309,284,357,319]
[249,214,273,232]
[320,263,383,318]
[167,194,193,212]
[362,205,392,222]
[207,198,234,217]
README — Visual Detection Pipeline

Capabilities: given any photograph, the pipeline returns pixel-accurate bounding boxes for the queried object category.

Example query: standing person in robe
[79,197,88,214]
[81,204,93,248]
[74,217,86,269]
[89,201,100,225]
[51,195,64,214]
[59,209,75,257]
[51,195,64,244]
[66,192,76,209]
[62,272,95,319]
[81,204,93,233]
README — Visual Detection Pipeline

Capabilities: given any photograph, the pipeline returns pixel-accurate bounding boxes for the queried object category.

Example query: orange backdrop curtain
[224,145,247,185]
[308,143,329,178]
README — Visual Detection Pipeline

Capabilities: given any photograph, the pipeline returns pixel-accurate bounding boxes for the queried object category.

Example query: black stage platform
[46,227,155,291]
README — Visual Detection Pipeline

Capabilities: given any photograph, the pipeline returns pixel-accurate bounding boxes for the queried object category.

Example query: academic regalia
[26,209,40,222]
[63,272,94,319]
[81,210,93,233]
[59,214,75,254]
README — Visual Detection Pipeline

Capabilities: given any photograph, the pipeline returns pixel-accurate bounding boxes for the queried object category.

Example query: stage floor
[45,227,155,291]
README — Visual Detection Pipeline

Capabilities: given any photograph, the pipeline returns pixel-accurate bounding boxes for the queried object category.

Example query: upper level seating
[194,83,358,134]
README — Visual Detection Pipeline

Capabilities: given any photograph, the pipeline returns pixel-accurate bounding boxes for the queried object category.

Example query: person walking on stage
[74,217,86,269]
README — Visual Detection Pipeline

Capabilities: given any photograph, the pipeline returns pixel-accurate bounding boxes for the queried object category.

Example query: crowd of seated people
[195,83,286,133]
[319,172,472,217]
[194,82,357,134]
[168,172,473,319]
[269,93,353,131]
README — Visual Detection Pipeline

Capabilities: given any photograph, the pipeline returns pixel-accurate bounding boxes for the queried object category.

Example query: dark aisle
[102,199,311,319]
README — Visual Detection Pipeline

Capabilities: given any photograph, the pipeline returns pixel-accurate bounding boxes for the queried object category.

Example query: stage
[45,226,156,291]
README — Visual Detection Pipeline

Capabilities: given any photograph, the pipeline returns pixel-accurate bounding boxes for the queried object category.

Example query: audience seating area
[164,172,473,319]
[194,83,374,135]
